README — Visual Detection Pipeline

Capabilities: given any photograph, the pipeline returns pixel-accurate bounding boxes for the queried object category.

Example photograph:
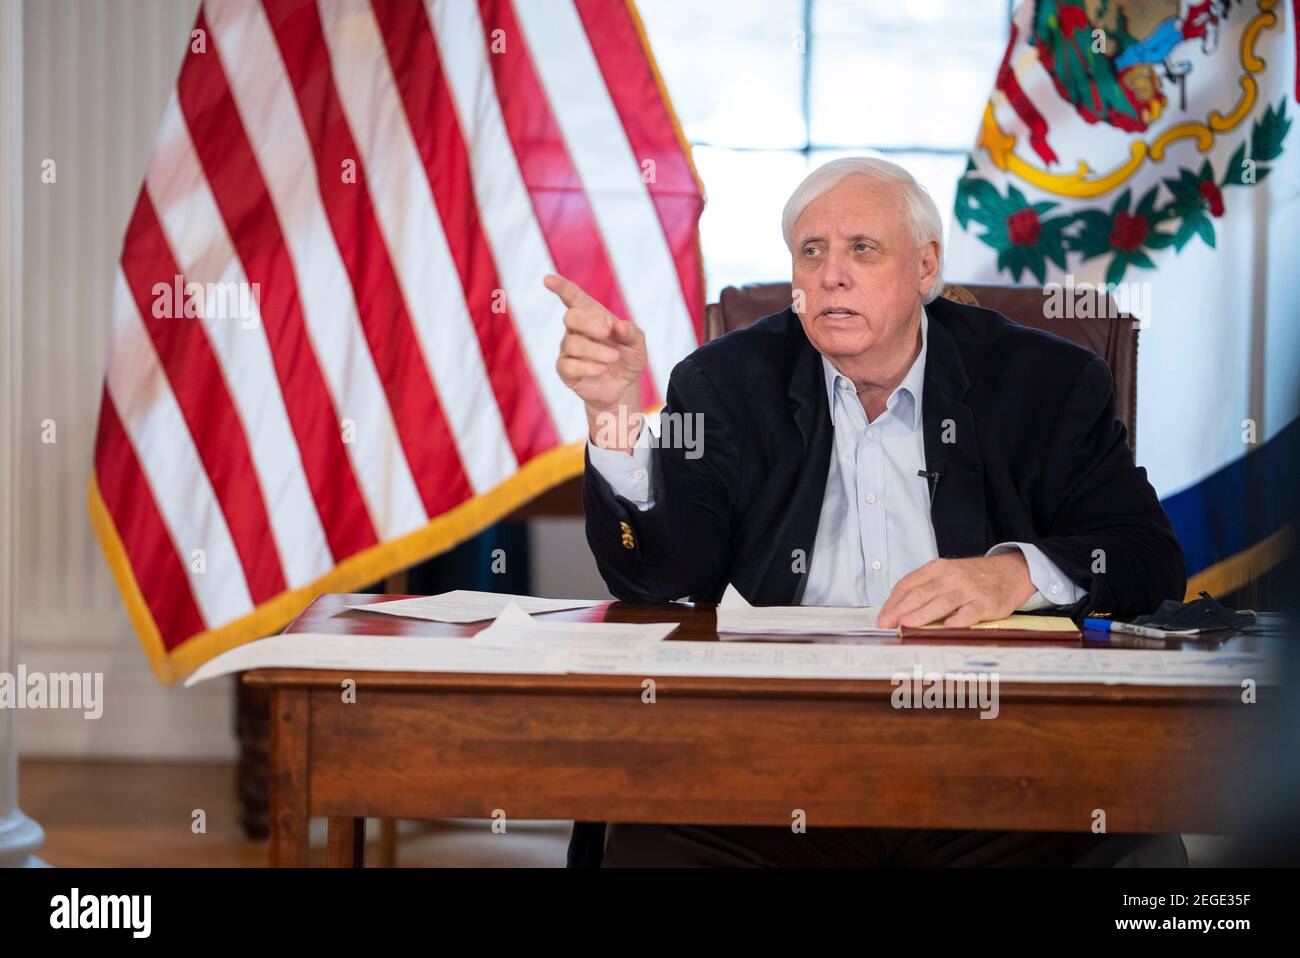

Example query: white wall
[13,0,236,759]
[2,0,28,829]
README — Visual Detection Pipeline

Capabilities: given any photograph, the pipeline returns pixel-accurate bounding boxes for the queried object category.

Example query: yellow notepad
[909,614,1082,639]
[945,614,1080,632]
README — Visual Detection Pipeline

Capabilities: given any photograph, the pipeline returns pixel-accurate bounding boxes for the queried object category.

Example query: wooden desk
[246,594,1273,867]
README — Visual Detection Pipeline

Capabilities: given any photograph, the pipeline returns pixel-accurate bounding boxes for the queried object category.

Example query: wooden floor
[18,759,571,867]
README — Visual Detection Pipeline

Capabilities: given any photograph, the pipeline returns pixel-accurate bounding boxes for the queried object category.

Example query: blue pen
[1083,618,1193,640]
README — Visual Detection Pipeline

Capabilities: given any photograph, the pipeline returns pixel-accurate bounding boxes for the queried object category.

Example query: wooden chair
[706,281,1137,448]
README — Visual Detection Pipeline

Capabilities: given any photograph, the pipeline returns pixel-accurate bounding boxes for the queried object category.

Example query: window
[637,0,1012,298]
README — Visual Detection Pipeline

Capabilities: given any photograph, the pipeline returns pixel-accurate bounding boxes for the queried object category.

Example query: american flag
[89,0,704,683]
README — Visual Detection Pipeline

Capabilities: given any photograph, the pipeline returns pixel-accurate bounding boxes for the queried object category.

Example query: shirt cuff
[586,427,654,510]
[987,542,1084,611]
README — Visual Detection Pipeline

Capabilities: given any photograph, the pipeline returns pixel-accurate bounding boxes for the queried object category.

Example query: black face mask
[1133,591,1256,632]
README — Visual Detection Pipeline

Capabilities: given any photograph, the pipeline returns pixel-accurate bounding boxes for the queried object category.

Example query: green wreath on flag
[955,98,1291,286]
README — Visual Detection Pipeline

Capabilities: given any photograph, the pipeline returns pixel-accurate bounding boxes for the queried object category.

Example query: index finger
[543,273,594,310]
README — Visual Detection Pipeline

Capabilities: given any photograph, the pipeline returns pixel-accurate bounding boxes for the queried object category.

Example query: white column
[0,0,44,869]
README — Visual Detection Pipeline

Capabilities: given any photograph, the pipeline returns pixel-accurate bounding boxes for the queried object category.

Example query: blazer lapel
[748,312,832,605]
[921,307,987,558]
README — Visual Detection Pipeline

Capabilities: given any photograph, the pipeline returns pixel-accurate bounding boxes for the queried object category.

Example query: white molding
[0,0,24,766]
[0,0,22,665]
[0,0,45,867]
[9,0,222,769]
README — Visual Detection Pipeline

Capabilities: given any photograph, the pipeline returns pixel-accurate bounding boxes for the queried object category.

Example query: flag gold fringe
[1185,523,1292,600]
[625,0,708,339]
[89,441,586,685]
[626,0,704,199]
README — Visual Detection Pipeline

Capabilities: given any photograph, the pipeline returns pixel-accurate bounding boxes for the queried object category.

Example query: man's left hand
[877,554,1037,629]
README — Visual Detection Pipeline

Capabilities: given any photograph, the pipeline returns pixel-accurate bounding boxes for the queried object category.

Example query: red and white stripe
[91,0,703,664]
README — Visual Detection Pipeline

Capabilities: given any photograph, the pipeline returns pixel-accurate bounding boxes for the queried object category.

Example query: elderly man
[544,157,1187,867]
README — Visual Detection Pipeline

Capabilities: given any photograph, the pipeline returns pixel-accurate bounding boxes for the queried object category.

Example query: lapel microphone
[917,470,942,504]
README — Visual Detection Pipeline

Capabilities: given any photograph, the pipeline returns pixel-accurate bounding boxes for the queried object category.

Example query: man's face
[790,175,939,362]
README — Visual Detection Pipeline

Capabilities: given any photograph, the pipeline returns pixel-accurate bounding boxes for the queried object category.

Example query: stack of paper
[716,584,892,636]
[182,632,573,686]
[349,590,603,623]
[556,641,1273,686]
[469,602,678,649]
[184,599,677,688]
[180,588,1275,690]
[183,622,1274,689]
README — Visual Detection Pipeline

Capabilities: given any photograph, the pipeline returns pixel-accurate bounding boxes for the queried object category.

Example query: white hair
[781,156,945,304]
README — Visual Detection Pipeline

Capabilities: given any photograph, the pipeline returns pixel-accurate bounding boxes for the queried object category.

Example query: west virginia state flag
[946,0,1299,596]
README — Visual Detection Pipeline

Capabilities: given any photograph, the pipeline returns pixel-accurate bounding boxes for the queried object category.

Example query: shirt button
[865,430,873,439]
[870,560,882,571]
[1050,584,1060,595]
[630,469,645,481]
[865,494,876,505]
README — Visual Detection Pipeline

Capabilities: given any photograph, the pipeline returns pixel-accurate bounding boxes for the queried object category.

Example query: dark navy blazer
[568,295,1186,867]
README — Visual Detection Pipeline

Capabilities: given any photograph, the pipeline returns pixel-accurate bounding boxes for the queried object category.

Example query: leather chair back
[704,282,1138,449]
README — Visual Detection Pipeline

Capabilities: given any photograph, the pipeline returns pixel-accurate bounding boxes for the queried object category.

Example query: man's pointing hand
[545,273,648,452]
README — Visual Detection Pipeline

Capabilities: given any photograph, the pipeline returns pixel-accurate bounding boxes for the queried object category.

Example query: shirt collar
[821,308,928,431]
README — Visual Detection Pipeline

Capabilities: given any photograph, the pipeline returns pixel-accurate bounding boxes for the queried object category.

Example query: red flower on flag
[1199,179,1225,217]
[1108,212,1150,252]
[1006,208,1043,246]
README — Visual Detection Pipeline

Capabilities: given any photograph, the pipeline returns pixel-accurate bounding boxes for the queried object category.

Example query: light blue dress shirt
[587,309,1084,611]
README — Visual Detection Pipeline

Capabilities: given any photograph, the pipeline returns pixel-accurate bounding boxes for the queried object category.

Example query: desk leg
[268,687,310,867]
[327,817,366,868]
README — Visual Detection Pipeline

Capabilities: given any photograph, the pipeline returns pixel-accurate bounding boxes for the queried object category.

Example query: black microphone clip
[917,469,942,504]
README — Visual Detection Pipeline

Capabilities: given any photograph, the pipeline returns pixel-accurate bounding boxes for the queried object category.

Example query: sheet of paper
[918,613,1080,633]
[468,602,678,649]
[183,632,571,687]
[347,590,603,623]
[716,583,891,635]
[183,621,1273,690]
[191,632,911,687]
[559,640,1273,686]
